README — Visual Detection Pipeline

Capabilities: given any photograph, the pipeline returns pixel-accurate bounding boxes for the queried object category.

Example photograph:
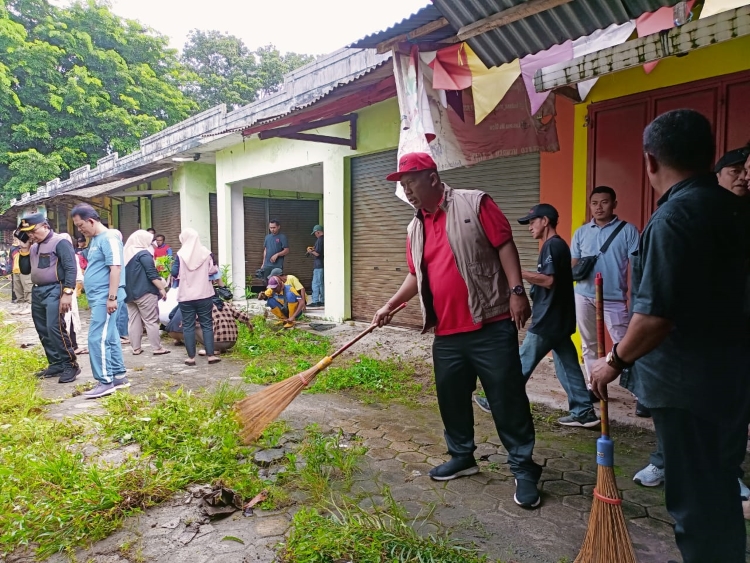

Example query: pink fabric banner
[519,41,573,116]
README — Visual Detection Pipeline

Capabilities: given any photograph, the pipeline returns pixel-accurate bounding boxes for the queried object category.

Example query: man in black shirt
[475,204,598,428]
[590,109,750,563]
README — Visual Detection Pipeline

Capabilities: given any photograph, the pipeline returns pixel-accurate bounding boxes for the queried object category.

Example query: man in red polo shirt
[374,153,543,509]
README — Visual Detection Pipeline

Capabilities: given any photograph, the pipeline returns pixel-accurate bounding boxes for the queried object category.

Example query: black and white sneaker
[57,365,81,384]
[514,479,541,509]
[428,456,479,481]
[558,411,601,428]
[473,394,492,414]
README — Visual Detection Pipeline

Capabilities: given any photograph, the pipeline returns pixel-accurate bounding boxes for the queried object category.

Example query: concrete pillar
[230,184,246,297]
[176,164,212,247]
[216,182,232,274]
[322,157,347,321]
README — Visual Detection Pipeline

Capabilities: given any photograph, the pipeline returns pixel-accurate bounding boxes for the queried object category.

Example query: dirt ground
[0,294,732,563]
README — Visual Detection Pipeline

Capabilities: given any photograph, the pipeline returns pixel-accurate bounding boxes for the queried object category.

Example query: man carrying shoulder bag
[571,186,639,398]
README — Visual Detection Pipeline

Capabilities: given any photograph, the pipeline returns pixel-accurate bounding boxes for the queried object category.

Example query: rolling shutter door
[117,201,139,241]
[440,153,540,275]
[209,194,218,261]
[244,197,268,288]
[351,150,423,328]
[151,195,181,252]
[268,199,320,289]
[350,150,540,328]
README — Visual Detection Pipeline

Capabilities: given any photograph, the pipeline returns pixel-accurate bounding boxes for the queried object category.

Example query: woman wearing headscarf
[170,228,220,366]
[124,230,170,356]
[59,233,87,355]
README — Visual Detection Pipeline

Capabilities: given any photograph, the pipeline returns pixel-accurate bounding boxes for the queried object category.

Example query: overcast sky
[101,0,431,55]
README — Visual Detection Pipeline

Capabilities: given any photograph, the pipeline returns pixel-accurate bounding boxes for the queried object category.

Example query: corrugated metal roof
[207,50,393,137]
[349,4,457,48]
[431,0,681,67]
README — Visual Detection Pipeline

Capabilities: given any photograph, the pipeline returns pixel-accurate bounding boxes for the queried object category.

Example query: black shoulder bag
[572,221,628,282]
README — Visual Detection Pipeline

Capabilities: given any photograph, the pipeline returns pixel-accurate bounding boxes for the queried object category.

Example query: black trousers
[31,284,77,372]
[432,319,542,483]
[652,408,747,563]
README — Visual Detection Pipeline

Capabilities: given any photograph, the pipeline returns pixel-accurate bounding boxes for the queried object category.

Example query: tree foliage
[0,0,197,207]
[180,30,314,111]
[0,0,315,209]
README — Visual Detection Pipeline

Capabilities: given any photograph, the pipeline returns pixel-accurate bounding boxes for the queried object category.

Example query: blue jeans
[433,320,542,483]
[520,331,594,419]
[179,298,214,359]
[116,302,129,337]
[312,268,324,303]
[88,299,126,384]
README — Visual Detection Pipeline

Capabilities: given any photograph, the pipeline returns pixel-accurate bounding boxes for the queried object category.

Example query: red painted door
[588,101,650,231]
[725,78,750,150]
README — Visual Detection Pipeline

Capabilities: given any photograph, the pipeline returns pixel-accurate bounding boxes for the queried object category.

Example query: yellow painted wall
[570,35,750,234]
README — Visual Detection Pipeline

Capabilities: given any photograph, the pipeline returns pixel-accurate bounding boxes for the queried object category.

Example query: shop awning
[534,5,750,92]
[56,168,174,201]
[430,0,680,68]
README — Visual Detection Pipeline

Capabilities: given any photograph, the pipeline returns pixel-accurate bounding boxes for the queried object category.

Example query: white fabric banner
[572,21,636,100]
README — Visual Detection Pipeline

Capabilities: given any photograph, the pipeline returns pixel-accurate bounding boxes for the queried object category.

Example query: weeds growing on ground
[280,488,494,563]
[310,356,423,403]
[290,424,366,501]
[0,314,367,560]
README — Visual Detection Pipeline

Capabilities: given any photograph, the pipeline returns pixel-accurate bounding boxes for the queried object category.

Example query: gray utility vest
[30,232,64,286]
[407,184,511,334]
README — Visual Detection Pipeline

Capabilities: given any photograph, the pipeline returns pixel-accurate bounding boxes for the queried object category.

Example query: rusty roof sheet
[431,0,681,68]
[349,4,457,48]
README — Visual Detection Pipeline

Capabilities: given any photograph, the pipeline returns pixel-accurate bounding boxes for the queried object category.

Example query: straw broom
[574,273,637,563]
[235,303,407,444]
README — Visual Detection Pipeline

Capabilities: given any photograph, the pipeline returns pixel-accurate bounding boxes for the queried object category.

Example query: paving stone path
[2,298,735,562]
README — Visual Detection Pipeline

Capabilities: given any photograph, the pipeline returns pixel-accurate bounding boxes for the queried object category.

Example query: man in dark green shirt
[589,109,750,563]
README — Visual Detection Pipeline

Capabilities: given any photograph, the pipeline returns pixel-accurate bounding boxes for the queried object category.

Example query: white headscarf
[124,229,155,265]
[177,228,211,272]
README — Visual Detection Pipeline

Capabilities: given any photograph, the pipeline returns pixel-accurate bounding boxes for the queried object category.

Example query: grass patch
[288,425,366,502]
[76,293,89,311]
[279,489,494,563]
[0,312,366,559]
[311,356,423,403]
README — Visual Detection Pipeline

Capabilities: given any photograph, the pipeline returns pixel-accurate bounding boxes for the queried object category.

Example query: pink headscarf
[124,230,155,265]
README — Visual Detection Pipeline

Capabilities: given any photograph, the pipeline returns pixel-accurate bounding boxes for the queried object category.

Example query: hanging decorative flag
[445,90,464,122]
[429,43,472,91]
[519,41,573,116]
[636,1,695,73]
[572,21,636,101]
[700,0,746,18]
[464,44,521,125]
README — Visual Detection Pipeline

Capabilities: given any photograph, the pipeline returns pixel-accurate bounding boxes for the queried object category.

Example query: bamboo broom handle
[595,273,609,437]
[329,303,408,360]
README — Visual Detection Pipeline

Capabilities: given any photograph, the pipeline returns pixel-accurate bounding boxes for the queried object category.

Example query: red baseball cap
[386,152,437,182]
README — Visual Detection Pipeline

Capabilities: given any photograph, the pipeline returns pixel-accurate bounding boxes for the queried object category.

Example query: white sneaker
[633,463,664,487]
[739,479,750,500]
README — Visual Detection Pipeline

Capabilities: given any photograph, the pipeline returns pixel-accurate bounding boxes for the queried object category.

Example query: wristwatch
[108,294,117,301]
[511,285,525,296]
[605,343,633,371]
[62,288,74,295]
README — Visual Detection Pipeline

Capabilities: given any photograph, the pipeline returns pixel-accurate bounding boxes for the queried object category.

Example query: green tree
[180,30,314,111]
[0,0,197,208]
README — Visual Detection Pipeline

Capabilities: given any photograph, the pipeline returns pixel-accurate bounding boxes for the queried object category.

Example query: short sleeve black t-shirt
[528,235,576,337]
[313,235,324,269]
[263,233,289,268]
